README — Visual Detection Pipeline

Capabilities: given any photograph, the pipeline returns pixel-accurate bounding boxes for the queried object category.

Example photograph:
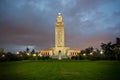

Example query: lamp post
[100,50,103,54]
[16,52,19,55]
[27,53,30,56]
[83,53,86,56]
[90,52,93,55]
[2,54,5,57]
[33,54,36,57]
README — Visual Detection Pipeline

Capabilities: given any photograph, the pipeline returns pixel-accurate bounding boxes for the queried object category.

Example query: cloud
[0,0,120,52]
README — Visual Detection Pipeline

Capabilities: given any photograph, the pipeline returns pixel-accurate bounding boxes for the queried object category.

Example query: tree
[31,49,35,54]
[113,43,120,60]
[26,47,30,53]
[85,47,94,55]
[101,42,115,60]
[79,50,86,60]
[0,48,4,53]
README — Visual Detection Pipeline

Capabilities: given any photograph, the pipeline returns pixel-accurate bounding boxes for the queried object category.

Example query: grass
[0,60,120,80]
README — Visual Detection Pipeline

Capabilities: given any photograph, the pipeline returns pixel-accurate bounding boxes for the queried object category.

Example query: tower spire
[56,13,63,22]
[56,13,64,27]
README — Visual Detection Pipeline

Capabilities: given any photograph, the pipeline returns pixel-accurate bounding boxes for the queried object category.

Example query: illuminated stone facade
[39,13,80,59]
[67,50,80,58]
[51,13,70,59]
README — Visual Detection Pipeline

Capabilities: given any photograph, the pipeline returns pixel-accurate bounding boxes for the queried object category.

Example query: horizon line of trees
[0,38,120,62]
[71,37,120,60]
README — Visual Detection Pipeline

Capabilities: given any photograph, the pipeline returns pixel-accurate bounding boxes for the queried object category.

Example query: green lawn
[0,60,120,80]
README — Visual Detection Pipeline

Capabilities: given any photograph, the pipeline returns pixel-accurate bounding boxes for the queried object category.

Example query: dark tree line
[0,48,38,62]
[71,38,120,60]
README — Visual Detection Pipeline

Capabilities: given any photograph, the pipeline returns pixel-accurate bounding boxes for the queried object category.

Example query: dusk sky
[0,0,120,53]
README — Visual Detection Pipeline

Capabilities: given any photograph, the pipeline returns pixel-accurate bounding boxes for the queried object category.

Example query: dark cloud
[0,0,120,52]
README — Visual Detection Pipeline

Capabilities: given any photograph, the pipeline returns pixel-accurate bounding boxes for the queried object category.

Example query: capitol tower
[39,13,80,60]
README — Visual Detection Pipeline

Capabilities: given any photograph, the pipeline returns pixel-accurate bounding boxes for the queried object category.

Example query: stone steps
[52,55,68,59]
